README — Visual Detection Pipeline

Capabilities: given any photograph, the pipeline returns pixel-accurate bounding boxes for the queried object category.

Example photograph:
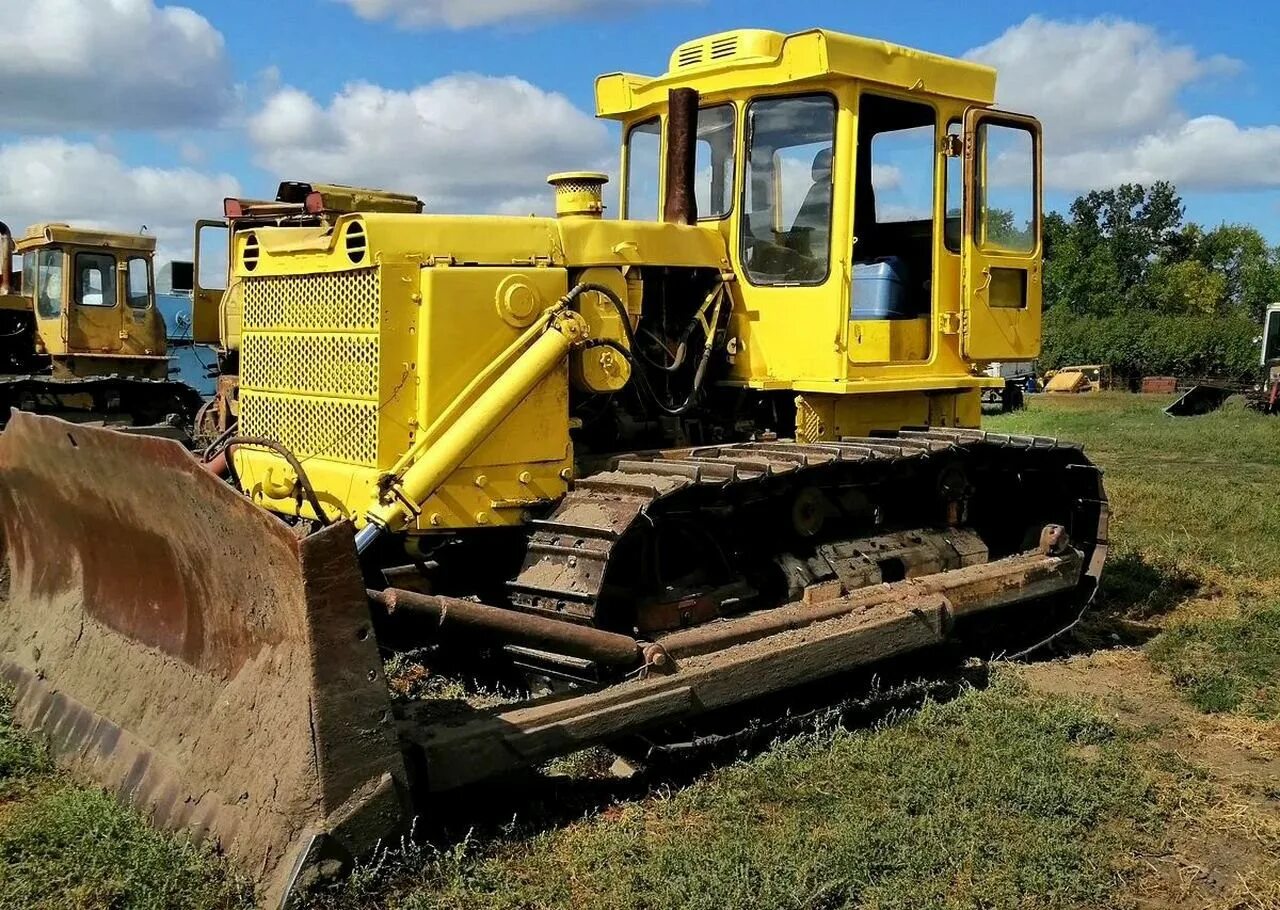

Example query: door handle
[975,267,992,294]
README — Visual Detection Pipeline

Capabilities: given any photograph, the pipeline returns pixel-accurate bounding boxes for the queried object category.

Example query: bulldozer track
[510,428,1109,633]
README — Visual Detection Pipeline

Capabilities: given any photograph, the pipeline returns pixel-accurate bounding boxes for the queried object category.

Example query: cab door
[192,219,229,345]
[960,109,1042,361]
[65,247,124,353]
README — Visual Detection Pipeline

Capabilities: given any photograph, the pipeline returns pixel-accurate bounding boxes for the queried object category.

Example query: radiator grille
[240,395,378,465]
[242,267,380,331]
[241,333,380,400]
[240,267,383,467]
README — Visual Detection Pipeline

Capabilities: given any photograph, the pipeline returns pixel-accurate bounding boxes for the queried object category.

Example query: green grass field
[2,392,1278,910]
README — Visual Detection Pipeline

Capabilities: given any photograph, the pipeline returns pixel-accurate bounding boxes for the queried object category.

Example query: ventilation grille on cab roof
[675,34,739,67]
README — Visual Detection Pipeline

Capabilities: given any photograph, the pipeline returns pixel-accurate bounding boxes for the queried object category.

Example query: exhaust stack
[663,88,699,225]
[0,221,12,295]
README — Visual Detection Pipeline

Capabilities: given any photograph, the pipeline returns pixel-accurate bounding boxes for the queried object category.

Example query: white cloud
[1052,117,1280,192]
[0,138,240,261]
[967,16,1277,193]
[337,0,692,29]
[248,75,613,213]
[871,163,903,193]
[0,0,233,131]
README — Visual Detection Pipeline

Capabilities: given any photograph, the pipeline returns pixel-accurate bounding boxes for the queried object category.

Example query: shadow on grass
[420,651,995,850]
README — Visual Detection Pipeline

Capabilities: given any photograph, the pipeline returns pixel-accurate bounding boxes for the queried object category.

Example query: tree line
[1037,182,1280,382]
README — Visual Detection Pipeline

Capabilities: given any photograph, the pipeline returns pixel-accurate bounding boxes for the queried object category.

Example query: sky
[1,0,1277,262]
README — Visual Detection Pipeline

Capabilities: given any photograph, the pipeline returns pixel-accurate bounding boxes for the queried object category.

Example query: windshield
[35,248,63,318]
[741,93,837,286]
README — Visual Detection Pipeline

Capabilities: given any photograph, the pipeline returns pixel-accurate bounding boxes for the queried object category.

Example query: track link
[510,428,1108,630]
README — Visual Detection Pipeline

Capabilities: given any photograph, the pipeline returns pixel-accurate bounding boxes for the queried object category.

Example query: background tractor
[0,27,1107,908]
[0,221,202,432]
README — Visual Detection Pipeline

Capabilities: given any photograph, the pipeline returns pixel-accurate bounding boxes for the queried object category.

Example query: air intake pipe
[663,88,699,225]
[0,221,12,295]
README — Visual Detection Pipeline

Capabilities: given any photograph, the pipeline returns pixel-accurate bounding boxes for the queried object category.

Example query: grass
[1147,604,1280,719]
[310,676,1156,910]
[2,391,1279,908]
[0,690,251,910]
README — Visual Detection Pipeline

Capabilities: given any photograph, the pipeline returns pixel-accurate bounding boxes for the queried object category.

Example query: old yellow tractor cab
[13,223,168,378]
[600,28,1043,432]
[0,222,203,430]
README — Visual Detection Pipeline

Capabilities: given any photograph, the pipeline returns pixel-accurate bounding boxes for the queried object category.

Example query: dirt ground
[1026,649,1280,909]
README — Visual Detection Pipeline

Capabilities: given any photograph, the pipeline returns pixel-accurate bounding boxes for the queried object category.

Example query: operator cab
[600,28,1044,386]
[13,224,166,378]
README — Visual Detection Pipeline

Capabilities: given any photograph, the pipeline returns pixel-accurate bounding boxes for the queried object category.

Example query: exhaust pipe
[0,221,12,295]
[663,88,699,225]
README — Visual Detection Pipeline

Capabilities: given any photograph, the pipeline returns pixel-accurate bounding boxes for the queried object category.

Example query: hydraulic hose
[222,436,331,526]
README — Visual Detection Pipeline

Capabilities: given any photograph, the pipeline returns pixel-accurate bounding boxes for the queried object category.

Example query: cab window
[75,252,117,307]
[35,249,63,319]
[126,257,150,309]
[741,94,837,285]
[694,103,735,220]
[624,118,661,221]
[974,122,1037,253]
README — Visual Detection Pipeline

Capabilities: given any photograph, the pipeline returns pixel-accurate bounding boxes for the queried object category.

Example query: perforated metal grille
[242,267,380,331]
[240,266,384,467]
[553,179,604,195]
[241,333,380,400]
[240,394,378,465]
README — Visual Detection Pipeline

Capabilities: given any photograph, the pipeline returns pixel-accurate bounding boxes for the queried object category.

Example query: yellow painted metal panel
[597,28,995,121]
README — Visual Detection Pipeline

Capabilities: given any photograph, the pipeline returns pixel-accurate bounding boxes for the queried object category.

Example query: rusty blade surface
[0,412,408,908]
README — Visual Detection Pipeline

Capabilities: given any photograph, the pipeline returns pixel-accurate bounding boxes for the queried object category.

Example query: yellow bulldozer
[0,27,1108,907]
[0,221,202,431]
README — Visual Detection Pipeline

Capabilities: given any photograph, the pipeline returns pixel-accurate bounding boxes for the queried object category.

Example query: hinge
[422,255,455,267]
[512,254,553,268]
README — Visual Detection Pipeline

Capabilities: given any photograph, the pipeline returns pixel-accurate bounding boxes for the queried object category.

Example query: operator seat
[791,147,833,257]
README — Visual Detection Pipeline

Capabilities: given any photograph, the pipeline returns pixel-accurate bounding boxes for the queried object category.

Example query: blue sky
[1,0,1276,257]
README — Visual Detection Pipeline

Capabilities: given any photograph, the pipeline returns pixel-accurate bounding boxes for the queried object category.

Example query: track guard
[0,412,410,908]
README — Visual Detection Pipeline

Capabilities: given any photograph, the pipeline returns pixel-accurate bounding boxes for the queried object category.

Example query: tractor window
[853,95,938,320]
[75,253,117,307]
[741,94,837,286]
[21,253,36,302]
[694,104,735,220]
[35,249,62,319]
[625,118,661,221]
[944,121,962,253]
[1264,309,1280,365]
[974,122,1036,253]
[126,257,150,309]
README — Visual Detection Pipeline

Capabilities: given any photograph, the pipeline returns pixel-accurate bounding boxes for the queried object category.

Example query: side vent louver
[710,36,738,59]
[242,232,259,272]
[676,43,703,67]
[345,221,367,264]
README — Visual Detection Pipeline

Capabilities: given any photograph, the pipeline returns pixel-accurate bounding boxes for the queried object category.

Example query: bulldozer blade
[0,412,410,908]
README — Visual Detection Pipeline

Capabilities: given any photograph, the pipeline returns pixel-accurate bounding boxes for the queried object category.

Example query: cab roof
[15,223,156,253]
[596,28,996,119]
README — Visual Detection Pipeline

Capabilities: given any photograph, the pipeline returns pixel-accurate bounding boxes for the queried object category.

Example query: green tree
[1194,224,1280,322]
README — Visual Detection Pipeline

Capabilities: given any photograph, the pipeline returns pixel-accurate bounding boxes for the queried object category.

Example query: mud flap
[0,412,410,908]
